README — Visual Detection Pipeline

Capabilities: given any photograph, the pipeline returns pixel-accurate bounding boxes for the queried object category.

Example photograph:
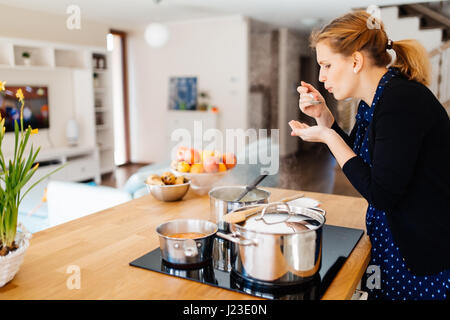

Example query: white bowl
[171,169,231,195]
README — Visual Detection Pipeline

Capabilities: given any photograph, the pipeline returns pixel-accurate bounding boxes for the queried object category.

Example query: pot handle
[216,232,258,246]
[183,239,198,257]
[308,206,326,217]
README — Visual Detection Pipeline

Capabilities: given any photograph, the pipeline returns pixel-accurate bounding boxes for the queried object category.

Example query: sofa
[18,137,279,233]
[18,181,132,233]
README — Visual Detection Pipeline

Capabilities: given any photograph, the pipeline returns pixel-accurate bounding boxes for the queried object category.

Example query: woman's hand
[298,81,334,128]
[288,120,331,143]
[289,120,357,167]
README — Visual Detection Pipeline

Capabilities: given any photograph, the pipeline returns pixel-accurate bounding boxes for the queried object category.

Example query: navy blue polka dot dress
[353,67,450,300]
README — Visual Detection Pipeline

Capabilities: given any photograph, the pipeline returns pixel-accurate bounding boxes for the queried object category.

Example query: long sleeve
[341,84,430,211]
[331,120,357,148]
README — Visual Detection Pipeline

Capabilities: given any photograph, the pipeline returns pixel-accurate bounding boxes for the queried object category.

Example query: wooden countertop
[0,187,371,300]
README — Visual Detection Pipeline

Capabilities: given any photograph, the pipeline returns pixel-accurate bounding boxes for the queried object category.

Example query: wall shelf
[0,37,101,71]
[92,51,115,175]
[0,37,116,181]
[13,45,54,67]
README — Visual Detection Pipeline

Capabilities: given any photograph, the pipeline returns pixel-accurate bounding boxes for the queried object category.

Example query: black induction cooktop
[129,224,364,300]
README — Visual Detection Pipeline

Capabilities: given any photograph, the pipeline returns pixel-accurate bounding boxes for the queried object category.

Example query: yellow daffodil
[16,88,24,103]
[0,80,64,250]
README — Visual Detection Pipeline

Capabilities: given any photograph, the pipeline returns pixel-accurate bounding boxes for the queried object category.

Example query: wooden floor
[100,144,361,198]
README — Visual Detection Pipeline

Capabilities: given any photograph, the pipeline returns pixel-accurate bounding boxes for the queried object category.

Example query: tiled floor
[101,144,362,198]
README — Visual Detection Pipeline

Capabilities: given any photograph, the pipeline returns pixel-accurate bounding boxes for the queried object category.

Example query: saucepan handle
[183,239,198,257]
[216,232,258,246]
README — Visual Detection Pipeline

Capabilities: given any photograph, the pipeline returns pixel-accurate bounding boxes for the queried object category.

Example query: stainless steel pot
[156,219,217,267]
[209,186,271,271]
[209,186,271,231]
[216,203,325,283]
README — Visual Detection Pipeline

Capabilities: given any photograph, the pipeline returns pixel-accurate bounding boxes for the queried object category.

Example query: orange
[190,163,204,174]
[218,163,227,172]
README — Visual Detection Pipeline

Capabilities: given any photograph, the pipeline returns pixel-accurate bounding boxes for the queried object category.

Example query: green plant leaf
[19,163,67,203]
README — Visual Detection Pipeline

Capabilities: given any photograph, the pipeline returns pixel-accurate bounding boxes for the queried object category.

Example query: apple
[203,155,220,173]
[176,146,187,162]
[184,148,201,164]
[201,150,221,162]
[223,152,236,169]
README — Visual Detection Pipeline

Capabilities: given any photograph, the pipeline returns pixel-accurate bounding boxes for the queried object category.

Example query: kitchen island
[0,187,371,300]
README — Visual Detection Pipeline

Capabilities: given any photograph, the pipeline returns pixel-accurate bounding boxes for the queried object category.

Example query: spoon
[305,93,322,105]
[235,174,268,202]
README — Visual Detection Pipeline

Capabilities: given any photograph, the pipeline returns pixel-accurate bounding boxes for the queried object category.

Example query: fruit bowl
[171,169,231,195]
[145,179,191,201]
[172,147,236,195]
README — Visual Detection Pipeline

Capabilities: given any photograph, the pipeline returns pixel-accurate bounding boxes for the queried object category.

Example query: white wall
[381,6,442,52]
[127,15,249,163]
[0,4,109,48]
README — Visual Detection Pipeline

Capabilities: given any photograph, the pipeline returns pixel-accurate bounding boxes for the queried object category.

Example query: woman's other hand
[288,120,330,143]
[289,120,356,167]
[297,81,334,128]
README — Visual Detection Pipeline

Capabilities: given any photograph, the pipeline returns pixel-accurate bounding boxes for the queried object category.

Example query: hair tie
[386,39,393,50]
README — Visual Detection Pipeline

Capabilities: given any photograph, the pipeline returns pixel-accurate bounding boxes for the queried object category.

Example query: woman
[289,11,450,300]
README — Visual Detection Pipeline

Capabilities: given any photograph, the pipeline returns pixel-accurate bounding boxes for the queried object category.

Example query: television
[0,85,49,132]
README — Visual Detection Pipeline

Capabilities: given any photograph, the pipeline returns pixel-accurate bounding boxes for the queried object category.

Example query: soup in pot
[167,232,207,239]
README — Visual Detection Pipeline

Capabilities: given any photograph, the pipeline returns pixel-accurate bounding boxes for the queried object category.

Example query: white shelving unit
[0,37,115,181]
[92,51,115,175]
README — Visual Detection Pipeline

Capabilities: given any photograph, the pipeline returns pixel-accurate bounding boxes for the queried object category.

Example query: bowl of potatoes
[145,172,190,201]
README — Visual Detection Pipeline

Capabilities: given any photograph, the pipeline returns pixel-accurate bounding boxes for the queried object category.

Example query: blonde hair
[310,11,431,86]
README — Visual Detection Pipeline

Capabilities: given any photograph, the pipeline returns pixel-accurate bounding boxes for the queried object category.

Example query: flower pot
[0,224,32,287]
[23,57,31,66]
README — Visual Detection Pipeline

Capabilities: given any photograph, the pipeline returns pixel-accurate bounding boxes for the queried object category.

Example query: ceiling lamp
[145,0,169,48]
[145,23,169,48]
[300,18,319,27]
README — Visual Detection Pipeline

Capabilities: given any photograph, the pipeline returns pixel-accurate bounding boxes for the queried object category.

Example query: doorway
[109,29,130,166]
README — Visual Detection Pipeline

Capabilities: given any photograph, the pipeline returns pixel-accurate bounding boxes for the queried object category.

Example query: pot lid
[237,204,325,234]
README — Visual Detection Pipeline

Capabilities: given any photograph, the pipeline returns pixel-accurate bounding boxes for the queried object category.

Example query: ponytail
[391,39,431,86]
[310,11,432,86]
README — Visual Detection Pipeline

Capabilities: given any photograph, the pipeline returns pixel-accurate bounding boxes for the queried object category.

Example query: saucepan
[208,186,271,271]
[156,219,218,268]
[209,186,271,231]
[216,202,326,283]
